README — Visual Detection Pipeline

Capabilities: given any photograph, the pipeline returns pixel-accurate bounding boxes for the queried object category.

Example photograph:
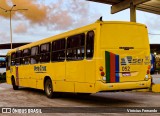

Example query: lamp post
[1,5,28,49]
[8,5,16,49]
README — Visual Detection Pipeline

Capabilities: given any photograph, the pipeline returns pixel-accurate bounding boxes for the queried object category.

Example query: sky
[0,0,160,55]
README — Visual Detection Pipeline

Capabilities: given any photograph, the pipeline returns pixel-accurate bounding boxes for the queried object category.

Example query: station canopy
[87,0,160,15]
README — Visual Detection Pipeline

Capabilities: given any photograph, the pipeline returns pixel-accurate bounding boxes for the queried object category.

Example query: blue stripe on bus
[115,55,119,82]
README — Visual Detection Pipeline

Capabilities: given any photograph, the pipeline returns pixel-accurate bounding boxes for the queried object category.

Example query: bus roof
[7,21,146,54]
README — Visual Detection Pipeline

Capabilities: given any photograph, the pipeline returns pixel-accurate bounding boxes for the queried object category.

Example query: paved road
[0,83,160,106]
[1,83,160,115]
[152,74,160,84]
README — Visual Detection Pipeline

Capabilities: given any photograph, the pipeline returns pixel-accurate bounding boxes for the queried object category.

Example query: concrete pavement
[152,74,160,84]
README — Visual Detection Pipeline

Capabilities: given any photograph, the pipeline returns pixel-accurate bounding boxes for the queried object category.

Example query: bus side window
[15,50,22,66]
[22,49,31,65]
[52,38,65,62]
[40,43,51,63]
[11,52,16,66]
[31,46,39,64]
[67,33,85,61]
[86,31,94,59]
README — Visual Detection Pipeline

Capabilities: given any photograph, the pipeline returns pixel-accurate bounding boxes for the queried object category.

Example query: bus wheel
[44,79,54,98]
[11,77,19,90]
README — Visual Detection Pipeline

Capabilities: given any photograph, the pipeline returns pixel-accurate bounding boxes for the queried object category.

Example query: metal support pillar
[130,1,136,22]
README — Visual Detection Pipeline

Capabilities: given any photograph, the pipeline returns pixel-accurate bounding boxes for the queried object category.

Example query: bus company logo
[121,56,132,65]
[121,56,143,65]
[34,65,47,72]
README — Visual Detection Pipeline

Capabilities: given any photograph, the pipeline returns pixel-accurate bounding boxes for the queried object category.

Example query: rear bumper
[95,79,151,92]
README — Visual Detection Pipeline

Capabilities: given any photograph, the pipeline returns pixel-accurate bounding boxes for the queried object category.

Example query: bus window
[86,31,94,59]
[40,43,51,63]
[67,33,85,61]
[31,46,39,64]
[52,38,65,62]
[15,50,22,65]
[22,48,30,65]
[11,52,16,66]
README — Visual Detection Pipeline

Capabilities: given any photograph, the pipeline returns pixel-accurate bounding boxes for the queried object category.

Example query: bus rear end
[96,22,151,92]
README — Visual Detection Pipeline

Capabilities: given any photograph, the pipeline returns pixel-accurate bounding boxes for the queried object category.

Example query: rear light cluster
[147,65,151,74]
[145,65,151,81]
[99,66,105,76]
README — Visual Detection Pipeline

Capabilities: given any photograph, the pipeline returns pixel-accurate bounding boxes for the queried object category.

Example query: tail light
[148,65,151,70]
[101,71,105,76]
[146,65,150,74]
[99,66,105,76]
[99,66,103,71]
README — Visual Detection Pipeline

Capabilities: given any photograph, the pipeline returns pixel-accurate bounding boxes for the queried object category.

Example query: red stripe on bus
[16,67,19,86]
[110,53,116,83]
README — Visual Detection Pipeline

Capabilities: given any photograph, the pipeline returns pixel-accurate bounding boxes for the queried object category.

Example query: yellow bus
[6,21,151,98]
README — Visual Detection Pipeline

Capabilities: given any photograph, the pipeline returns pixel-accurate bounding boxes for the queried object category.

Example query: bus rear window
[100,24,149,49]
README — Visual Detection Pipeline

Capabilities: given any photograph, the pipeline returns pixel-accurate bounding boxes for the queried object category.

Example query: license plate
[122,72,131,77]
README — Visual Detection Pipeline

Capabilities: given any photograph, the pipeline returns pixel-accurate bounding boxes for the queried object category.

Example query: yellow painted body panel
[6,21,151,94]
[152,84,160,93]
[95,80,151,92]
[100,23,149,49]
[66,61,85,82]
[133,89,150,92]
[75,82,95,93]
[53,81,74,92]
[6,71,12,84]
[100,22,150,82]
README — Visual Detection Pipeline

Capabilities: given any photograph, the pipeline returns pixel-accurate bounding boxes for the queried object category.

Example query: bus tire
[44,79,54,98]
[11,77,19,90]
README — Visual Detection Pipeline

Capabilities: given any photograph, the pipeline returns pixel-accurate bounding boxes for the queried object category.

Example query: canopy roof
[87,0,160,15]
